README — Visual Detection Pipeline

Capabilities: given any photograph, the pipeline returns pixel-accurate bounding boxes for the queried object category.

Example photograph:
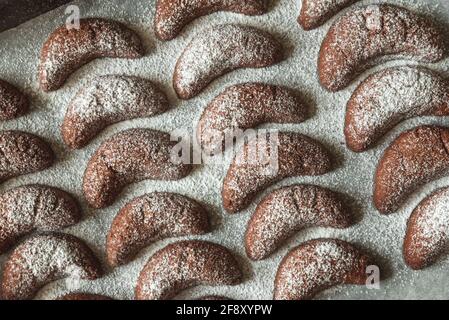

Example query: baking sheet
[0,0,449,300]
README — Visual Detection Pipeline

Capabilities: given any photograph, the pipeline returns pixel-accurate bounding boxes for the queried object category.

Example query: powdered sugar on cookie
[299,0,359,30]
[197,83,307,154]
[274,239,371,300]
[0,185,80,253]
[155,0,268,40]
[174,24,284,99]
[135,240,242,300]
[319,4,446,91]
[345,66,449,152]
[107,192,210,266]
[62,75,169,149]
[1,233,101,300]
[245,185,352,260]
[39,18,143,92]
[404,187,449,269]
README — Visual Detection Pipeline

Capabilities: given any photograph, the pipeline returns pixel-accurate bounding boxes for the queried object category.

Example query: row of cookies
[308,2,449,271]
[7,2,446,142]
[0,230,376,300]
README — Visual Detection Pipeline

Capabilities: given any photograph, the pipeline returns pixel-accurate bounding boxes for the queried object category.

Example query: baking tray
[0,0,448,300]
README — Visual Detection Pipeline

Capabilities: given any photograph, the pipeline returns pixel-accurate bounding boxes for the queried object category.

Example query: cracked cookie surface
[0,185,81,254]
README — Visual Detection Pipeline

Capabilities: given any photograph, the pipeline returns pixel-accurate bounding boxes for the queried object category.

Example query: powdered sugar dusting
[62,75,169,148]
[1,233,101,300]
[0,0,449,300]
[83,128,192,208]
[274,239,367,300]
[0,131,54,182]
[107,192,210,266]
[68,76,167,121]
[0,185,80,253]
[305,0,356,18]
[155,0,268,40]
[346,66,449,150]
[406,187,449,265]
[0,79,29,121]
[136,240,241,300]
[374,126,449,214]
[174,24,283,98]
[319,4,446,91]
[300,0,359,29]
[223,132,332,212]
[39,18,143,91]
[246,185,352,260]
[198,83,307,154]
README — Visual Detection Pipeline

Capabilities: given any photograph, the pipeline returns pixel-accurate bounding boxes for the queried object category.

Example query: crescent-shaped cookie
[404,187,449,270]
[298,0,359,30]
[135,240,242,300]
[318,4,446,92]
[245,185,353,260]
[274,238,373,300]
[155,0,268,41]
[57,293,113,300]
[197,83,308,155]
[345,66,449,152]
[0,130,55,184]
[83,129,192,209]
[173,24,284,99]
[0,185,81,254]
[62,75,169,149]
[39,18,144,92]
[222,132,333,213]
[0,79,29,121]
[374,126,449,214]
[106,192,210,267]
[1,233,102,300]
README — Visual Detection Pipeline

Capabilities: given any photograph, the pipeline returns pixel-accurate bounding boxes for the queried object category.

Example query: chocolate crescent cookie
[245,184,353,260]
[0,79,29,121]
[174,24,284,99]
[374,126,449,214]
[197,83,308,155]
[83,129,193,209]
[1,232,102,300]
[107,192,210,267]
[39,18,144,92]
[62,75,169,149]
[274,238,374,300]
[0,130,54,184]
[222,132,333,213]
[404,187,449,270]
[135,240,242,300]
[319,4,445,91]
[0,185,81,254]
